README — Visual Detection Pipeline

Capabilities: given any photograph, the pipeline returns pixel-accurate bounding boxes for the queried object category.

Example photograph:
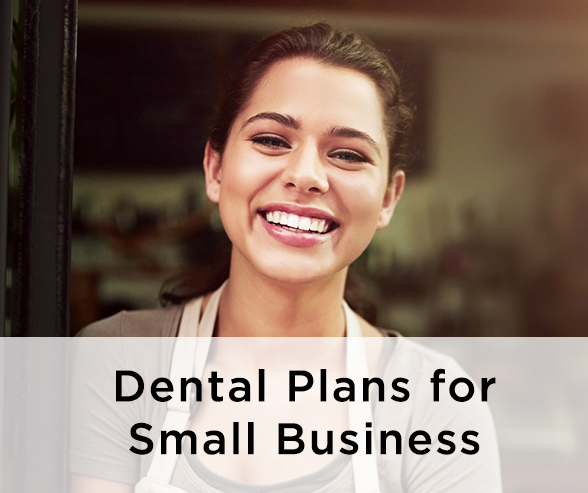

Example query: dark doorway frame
[1,1,76,492]
[2,0,76,337]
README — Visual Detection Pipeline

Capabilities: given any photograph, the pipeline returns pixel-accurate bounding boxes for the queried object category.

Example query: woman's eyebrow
[328,126,381,157]
[240,112,300,130]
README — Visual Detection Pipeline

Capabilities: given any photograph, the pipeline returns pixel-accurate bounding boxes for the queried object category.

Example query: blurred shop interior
[70,0,588,337]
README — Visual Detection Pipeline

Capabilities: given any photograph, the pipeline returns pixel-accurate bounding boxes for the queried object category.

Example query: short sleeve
[376,339,502,493]
[69,314,141,484]
[69,306,183,485]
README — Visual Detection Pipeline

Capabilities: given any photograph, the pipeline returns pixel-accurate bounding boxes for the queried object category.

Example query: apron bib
[135,283,381,493]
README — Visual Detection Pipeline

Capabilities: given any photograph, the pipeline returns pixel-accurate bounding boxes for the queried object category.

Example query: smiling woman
[70,23,502,493]
[160,23,412,325]
[204,58,403,297]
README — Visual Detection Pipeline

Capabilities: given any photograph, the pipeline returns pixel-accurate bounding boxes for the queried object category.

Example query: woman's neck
[215,254,347,337]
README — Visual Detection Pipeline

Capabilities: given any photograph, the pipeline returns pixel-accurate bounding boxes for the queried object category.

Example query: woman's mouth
[262,210,336,234]
[257,208,339,247]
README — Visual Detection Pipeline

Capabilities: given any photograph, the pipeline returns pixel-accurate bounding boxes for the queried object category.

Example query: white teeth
[298,217,311,231]
[287,215,299,229]
[264,211,333,234]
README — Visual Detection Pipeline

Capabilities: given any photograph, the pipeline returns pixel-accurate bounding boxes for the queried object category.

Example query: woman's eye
[330,150,369,163]
[249,135,290,149]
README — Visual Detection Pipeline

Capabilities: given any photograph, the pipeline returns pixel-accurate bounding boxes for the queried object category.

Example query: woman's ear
[203,142,222,204]
[376,170,405,230]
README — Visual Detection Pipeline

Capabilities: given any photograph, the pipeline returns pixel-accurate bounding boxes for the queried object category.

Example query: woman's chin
[260,261,339,286]
[234,250,345,287]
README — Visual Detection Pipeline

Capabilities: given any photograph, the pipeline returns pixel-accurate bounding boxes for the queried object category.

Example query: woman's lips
[259,212,337,247]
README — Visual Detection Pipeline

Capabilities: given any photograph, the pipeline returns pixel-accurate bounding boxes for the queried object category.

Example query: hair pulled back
[209,22,413,177]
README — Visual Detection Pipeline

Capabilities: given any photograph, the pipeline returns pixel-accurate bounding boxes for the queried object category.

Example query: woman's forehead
[236,58,387,142]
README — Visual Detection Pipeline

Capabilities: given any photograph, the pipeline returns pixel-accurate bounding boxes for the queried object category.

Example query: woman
[70,23,501,493]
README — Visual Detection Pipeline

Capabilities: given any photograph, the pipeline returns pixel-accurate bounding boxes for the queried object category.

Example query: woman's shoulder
[77,303,184,337]
[354,313,396,338]
[382,336,462,379]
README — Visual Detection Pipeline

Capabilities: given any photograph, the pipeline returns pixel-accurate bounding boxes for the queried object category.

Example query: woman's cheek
[341,175,385,226]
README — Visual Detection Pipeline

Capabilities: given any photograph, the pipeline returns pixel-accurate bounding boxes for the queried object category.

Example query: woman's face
[204,57,404,285]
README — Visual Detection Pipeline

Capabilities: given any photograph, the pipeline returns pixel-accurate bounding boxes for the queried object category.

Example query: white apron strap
[142,283,225,484]
[344,300,381,493]
[192,281,224,380]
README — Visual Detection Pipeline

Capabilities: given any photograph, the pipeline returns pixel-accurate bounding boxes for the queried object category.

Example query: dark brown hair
[161,23,413,323]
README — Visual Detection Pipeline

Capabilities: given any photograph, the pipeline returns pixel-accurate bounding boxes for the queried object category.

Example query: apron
[135,283,381,493]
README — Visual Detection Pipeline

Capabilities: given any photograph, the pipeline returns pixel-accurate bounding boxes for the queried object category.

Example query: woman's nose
[281,147,329,194]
